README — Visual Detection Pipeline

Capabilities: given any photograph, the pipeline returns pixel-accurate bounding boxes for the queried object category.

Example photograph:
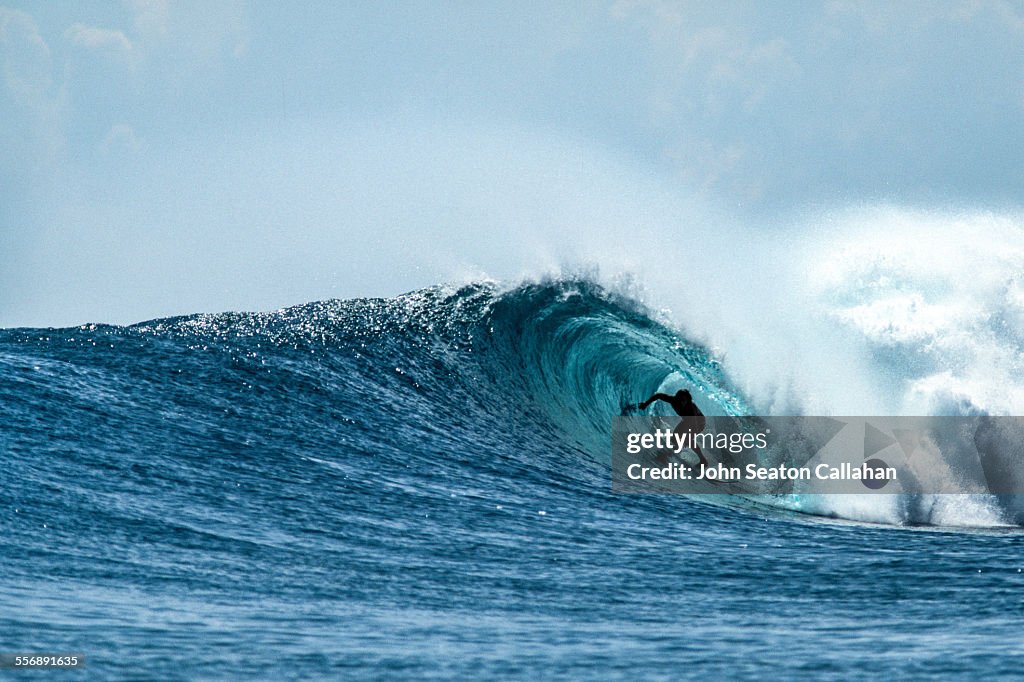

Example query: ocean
[2,278,1023,678]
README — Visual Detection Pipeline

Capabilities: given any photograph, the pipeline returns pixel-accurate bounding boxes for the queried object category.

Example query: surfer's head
[676,389,692,404]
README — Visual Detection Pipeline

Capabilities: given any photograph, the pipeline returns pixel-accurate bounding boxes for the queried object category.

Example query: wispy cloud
[65,23,133,55]
[100,123,144,154]
[126,0,170,43]
[0,7,52,105]
[609,0,1024,205]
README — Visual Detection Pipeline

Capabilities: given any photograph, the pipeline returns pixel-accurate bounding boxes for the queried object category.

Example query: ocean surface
[3,278,1024,679]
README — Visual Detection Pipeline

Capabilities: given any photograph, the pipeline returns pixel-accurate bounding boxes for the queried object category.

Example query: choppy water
[3,279,1024,678]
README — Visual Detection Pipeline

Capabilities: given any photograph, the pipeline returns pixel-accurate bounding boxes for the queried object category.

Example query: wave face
[3,278,1024,677]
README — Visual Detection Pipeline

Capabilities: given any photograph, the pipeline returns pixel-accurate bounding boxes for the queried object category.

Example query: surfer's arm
[638,393,672,410]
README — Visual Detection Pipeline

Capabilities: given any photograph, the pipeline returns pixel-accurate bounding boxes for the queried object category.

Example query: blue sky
[3,1,1024,326]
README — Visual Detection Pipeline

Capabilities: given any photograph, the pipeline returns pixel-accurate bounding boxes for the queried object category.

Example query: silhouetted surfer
[638,389,708,467]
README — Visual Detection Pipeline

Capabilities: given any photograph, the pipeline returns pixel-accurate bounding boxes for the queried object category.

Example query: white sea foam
[604,203,1024,526]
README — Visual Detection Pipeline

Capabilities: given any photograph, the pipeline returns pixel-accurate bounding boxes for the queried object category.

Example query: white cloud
[125,0,170,43]
[65,23,133,54]
[0,5,63,158]
[124,0,248,60]
[100,123,144,154]
[0,7,52,106]
[824,0,1013,31]
[606,0,1024,207]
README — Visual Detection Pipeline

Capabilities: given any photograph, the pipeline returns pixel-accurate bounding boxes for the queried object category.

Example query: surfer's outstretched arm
[638,393,673,410]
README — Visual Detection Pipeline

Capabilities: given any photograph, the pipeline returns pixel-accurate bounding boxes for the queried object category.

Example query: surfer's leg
[672,419,706,467]
[692,444,708,468]
[677,416,708,467]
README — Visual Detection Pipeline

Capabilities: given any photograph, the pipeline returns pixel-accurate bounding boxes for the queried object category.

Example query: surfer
[638,389,708,467]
